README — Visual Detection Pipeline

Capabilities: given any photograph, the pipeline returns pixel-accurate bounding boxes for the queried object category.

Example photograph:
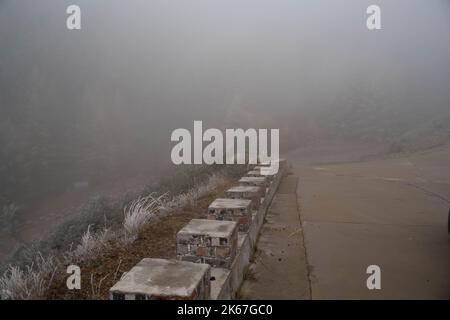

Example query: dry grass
[0,171,234,300]
[0,252,57,300]
[164,173,227,210]
[123,193,167,242]
[46,172,234,300]
[66,226,118,264]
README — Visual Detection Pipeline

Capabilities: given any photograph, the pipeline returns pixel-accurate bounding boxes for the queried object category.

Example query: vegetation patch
[0,164,247,300]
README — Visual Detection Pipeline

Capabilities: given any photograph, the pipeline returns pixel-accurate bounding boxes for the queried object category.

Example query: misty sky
[1,0,450,162]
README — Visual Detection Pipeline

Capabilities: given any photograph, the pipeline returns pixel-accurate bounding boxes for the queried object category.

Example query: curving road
[241,144,450,299]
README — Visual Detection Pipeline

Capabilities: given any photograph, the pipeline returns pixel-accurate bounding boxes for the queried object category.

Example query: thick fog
[1,0,450,204]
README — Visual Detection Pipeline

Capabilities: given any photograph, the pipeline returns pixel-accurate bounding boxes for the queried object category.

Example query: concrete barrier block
[239,176,268,189]
[208,198,252,232]
[225,186,262,210]
[247,170,262,177]
[248,169,276,183]
[253,166,265,171]
[258,158,286,168]
[177,219,238,269]
[214,159,288,299]
[110,258,211,300]
[255,159,286,178]
[253,166,278,181]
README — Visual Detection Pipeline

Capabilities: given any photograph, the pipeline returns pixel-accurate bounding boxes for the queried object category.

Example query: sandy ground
[242,143,450,299]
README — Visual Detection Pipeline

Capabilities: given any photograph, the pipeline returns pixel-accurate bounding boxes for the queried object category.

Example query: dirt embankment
[46,180,235,300]
[0,170,163,262]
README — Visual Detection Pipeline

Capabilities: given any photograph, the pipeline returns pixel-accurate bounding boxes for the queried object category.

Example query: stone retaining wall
[110,160,286,300]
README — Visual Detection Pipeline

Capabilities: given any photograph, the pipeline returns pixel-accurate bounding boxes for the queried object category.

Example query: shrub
[0,252,57,300]
[123,193,167,241]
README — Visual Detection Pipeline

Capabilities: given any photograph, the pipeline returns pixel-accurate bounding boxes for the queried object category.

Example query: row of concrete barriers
[109,160,286,300]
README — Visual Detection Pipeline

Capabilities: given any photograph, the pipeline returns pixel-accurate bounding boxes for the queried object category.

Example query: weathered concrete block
[110,258,210,300]
[247,170,262,177]
[253,166,265,171]
[177,219,238,269]
[213,159,287,299]
[207,198,252,232]
[239,176,268,188]
[258,158,286,168]
[225,186,262,210]
[259,159,287,175]
[252,166,276,181]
